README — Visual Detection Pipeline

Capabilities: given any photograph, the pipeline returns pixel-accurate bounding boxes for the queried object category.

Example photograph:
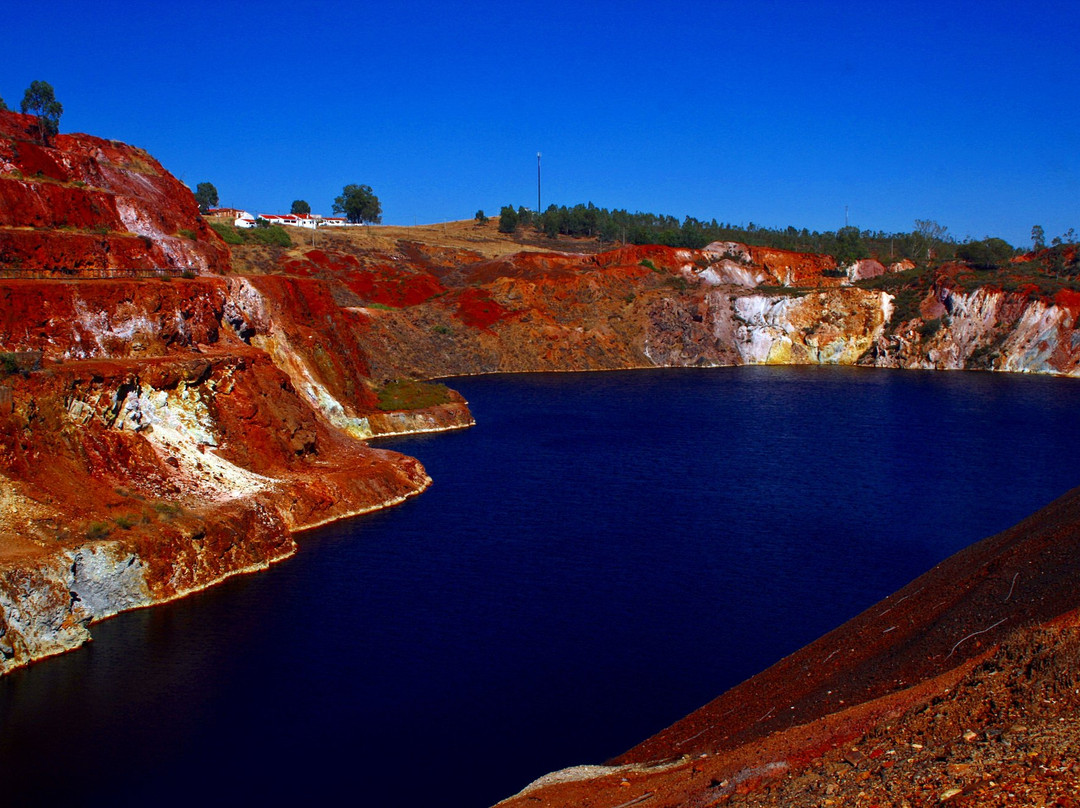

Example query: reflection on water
[2,366,1080,807]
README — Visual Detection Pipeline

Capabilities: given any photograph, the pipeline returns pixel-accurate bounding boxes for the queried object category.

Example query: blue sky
[5,0,1077,246]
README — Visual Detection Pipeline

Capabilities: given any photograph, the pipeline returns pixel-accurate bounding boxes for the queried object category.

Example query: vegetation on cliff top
[375,380,452,411]
[210,221,291,248]
[853,244,1080,324]
[496,201,1078,272]
[19,81,62,145]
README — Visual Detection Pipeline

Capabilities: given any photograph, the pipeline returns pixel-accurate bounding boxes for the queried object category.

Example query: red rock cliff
[0,110,229,274]
[0,112,469,674]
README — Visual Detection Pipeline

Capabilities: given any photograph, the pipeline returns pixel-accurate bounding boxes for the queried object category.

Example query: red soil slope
[0,110,228,274]
[497,484,1080,806]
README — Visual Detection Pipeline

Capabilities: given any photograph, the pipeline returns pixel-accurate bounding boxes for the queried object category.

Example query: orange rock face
[0,277,231,359]
[747,245,840,286]
[497,485,1080,808]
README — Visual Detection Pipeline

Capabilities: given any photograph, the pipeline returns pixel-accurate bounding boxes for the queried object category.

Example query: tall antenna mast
[537,152,542,213]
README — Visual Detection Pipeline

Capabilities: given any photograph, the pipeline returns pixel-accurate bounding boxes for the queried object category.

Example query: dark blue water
[2,366,1080,806]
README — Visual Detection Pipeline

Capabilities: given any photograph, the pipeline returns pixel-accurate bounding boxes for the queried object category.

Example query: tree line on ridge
[493,202,1078,272]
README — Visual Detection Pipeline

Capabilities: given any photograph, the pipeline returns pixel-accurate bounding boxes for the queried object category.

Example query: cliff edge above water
[0,112,471,673]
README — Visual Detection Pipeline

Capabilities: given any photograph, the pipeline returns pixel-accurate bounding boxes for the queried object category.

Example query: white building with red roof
[257,213,360,229]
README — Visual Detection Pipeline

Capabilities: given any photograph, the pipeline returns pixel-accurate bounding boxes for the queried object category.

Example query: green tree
[193,182,219,213]
[0,94,7,112]
[957,237,1015,270]
[498,204,519,234]
[332,184,381,224]
[833,225,870,266]
[540,204,561,238]
[291,199,311,215]
[1031,224,1046,251]
[474,209,488,224]
[19,80,62,144]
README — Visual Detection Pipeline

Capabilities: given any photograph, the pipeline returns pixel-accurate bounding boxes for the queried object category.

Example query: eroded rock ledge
[0,349,446,674]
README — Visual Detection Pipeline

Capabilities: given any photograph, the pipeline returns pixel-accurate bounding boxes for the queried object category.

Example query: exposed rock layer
[0,111,229,274]
[0,112,470,673]
[260,239,1080,382]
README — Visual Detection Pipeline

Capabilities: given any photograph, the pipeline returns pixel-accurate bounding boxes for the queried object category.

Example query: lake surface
[3,366,1080,806]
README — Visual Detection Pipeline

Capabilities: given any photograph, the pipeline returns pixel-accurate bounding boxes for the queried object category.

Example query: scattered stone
[843,749,865,767]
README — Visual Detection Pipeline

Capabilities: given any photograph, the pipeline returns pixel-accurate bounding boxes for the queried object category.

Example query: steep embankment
[0,112,228,274]
[0,349,430,667]
[0,111,470,673]
[496,483,1080,807]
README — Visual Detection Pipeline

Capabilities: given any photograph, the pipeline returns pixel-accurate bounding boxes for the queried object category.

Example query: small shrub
[152,501,182,520]
[177,228,196,240]
[433,324,452,335]
[639,258,659,272]
[112,515,135,530]
[181,269,197,279]
[209,222,244,245]
[919,317,943,339]
[968,342,1001,369]
[755,285,810,298]
[0,353,20,376]
[248,225,291,247]
[86,521,112,540]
